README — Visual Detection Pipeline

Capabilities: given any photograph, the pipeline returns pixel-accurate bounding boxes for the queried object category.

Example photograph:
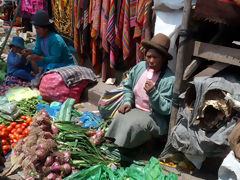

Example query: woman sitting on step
[105,33,175,148]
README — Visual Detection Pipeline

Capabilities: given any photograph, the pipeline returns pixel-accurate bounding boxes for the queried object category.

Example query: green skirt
[105,108,162,148]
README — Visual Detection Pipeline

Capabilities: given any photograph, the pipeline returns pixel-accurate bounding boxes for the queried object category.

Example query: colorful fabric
[133,69,160,112]
[73,0,81,63]
[91,0,102,39]
[106,0,116,68]
[101,0,110,53]
[122,0,130,60]
[130,0,137,27]
[51,0,73,37]
[115,0,124,48]
[82,0,90,49]
[19,0,48,18]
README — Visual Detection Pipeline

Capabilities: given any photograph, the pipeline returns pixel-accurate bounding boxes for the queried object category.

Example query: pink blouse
[133,69,160,112]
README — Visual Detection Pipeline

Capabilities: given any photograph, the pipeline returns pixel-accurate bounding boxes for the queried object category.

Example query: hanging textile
[73,0,82,64]
[51,0,73,37]
[19,0,49,19]
[122,0,130,60]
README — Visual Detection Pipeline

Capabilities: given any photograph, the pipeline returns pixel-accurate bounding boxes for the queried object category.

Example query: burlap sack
[228,122,240,160]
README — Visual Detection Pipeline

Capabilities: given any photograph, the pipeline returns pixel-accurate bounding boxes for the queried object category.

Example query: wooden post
[168,0,193,134]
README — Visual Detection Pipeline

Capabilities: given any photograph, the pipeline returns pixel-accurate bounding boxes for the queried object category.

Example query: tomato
[2,145,11,151]
[22,122,28,127]
[16,124,21,128]
[20,116,27,120]
[23,129,30,136]
[0,131,8,138]
[18,135,24,140]
[9,134,15,140]
[10,122,17,127]
[16,128,23,134]
[12,143,16,148]
[0,124,5,129]
[6,125,13,132]
[13,139,18,143]
[2,139,8,145]
[11,129,16,134]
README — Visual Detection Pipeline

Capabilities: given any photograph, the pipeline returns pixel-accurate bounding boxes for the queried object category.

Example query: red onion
[40,124,51,131]
[51,162,60,172]
[36,149,47,160]
[96,130,104,137]
[44,132,53,139]
[63,151,71,163]
[51,124,58,134]
[37,143,47,150]
[41,111,50,118]
[71,169,78,174]
[44,156,54,167]
[61,163,72,175]
[47,173,57,180]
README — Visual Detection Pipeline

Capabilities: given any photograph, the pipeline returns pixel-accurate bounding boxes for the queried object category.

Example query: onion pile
[11,110,72,179]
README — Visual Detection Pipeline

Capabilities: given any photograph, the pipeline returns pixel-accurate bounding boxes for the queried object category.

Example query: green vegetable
[58,98,75,121]
[16,97,49,116]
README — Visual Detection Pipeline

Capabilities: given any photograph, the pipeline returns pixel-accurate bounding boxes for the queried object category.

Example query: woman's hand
[27,54,42,61]
[144,80,155,93]
[118,104,131,114]
[21,49,33,56]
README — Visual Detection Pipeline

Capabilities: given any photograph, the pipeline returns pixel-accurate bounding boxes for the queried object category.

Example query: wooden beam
[169,0,193,135]
[183,59,202,80]
[194,62,230,77]
[194,41,240,67]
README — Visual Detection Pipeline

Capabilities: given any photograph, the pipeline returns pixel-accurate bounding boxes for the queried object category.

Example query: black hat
[31,10,53,26]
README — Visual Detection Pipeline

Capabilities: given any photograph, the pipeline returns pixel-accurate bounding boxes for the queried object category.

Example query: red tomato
[2,145,11,151]
[12,143,16,148]
[22,122,28,127]
[6,125,13,132]
[18,135,24,140]
[11,129,16,134]
[9,134,14,140]
[0,124,5,129]
[15,124,21,128]
[0,131,8,139]
[2,139,7,145]
[16,128,23,134]
[20,116,27,120]
[23,129,30,136]
[10,122,17,127]
[13,139,18,143]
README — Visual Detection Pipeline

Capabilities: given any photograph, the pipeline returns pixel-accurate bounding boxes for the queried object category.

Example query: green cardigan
[123,61,175,135]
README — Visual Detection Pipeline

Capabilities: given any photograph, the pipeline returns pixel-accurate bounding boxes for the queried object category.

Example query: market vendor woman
[22,10,74,73]
[106,33,175,148]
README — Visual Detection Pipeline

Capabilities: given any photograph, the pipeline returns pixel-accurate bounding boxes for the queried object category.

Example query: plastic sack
[6,87,40,101]
[218,151,240,180]
[77,111,103,128]
[36,102,62,120]
[64,157,178,180]
[39,72,88,103]
[98,88,123,119]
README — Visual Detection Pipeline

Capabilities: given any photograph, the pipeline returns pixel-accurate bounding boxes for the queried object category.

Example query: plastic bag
[36,102,62,120]
[6,87,40,101]
[77,111,103,128]
[64,157,178,180]
[218,151,240,180]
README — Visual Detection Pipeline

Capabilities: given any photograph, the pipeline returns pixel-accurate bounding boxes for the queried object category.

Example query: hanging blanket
[195,0,240,25]
[160,76,240,169]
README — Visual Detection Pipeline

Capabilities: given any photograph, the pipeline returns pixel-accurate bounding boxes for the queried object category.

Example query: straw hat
[141,33,173,60]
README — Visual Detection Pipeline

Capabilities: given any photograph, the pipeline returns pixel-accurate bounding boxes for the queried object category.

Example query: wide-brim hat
[30,10,53,26]
[141,33,173,60]
[8,36,25,49]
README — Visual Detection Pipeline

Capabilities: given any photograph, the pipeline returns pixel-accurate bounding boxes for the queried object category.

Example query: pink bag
[39,73,88,103]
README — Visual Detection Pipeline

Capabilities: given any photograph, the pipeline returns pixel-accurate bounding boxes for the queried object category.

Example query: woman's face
[145,49,167,72]
[35,26,49,38]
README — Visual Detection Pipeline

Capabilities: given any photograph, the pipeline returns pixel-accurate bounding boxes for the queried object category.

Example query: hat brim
[30,19,54,26]
[8,42,25,49]
[141,40,173,60]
